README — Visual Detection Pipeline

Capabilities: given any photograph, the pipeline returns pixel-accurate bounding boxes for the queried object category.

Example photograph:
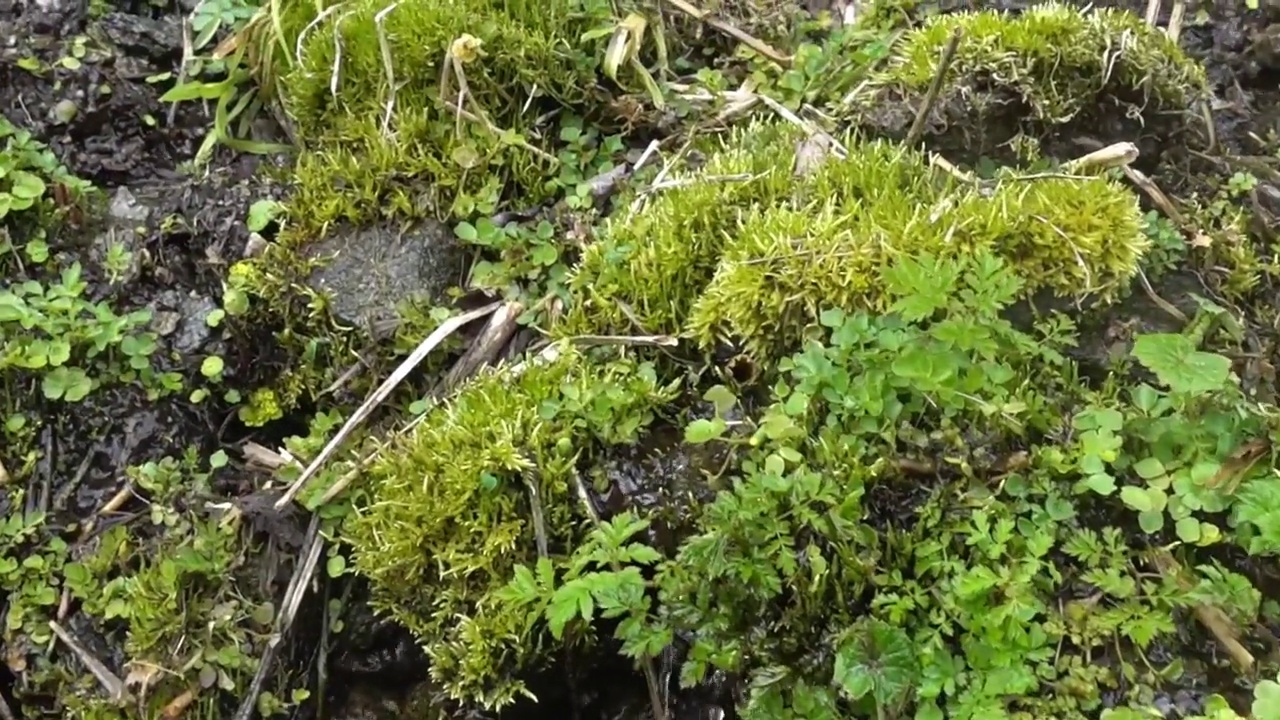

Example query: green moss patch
[342,345,677,708]
[560,122,801,338]
[854,3,1207,161]
[561,121,1149,361]
[277,0,621,228]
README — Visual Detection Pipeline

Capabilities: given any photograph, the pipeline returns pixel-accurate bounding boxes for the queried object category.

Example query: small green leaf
[454,221,479,242]
[1120,485,1153,512]
[1138,510,1164,534]
[326,555,346,577]
[1132,457,1165,480]
[1174,516,1200,543]
[1081,473,1117,496]
[703,384,738,417]
[201,355,225,377]
[246,199,283,232]
[9,170,46,200]
[209,450,229,469]
[684,418,726,445]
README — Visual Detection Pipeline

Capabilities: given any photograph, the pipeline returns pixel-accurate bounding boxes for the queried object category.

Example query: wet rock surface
[304,220,470,336]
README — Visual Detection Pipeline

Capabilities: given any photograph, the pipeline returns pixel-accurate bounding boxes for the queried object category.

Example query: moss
[275,0,620,228]
[851,3,1207,164]
[558,122,801,338]
[343,345,678,708]
[559,120,1148,361]
[239,386,285,427]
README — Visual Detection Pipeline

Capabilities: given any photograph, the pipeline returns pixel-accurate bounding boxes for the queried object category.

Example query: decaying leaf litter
[5,0,1280,718]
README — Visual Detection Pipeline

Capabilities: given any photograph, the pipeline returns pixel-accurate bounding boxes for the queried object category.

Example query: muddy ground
[4,0,1280,718]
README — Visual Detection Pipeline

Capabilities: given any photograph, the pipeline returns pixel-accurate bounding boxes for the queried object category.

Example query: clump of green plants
[0,115,92,241]
[0,117,181,437]
[500,250,1276,720]
[341,345,679,708]
[871,3,1206,124]
[3,449,286,719]
[562,120,1149,362]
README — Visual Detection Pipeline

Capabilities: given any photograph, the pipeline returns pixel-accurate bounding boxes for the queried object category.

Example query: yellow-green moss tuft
[875,3,1206,124]
[343,346,677,708]
[558,122,802,338]
[559,120,1149,361]
[277,0,618,227]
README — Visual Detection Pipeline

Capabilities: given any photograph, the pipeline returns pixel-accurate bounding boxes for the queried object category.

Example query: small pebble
[50,98,77,124]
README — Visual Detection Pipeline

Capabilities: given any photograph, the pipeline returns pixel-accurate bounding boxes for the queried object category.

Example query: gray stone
[304,220,469,337]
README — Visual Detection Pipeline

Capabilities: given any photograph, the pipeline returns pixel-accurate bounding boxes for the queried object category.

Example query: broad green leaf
[1174,517,1200,543]
[1138,510,1164,534]
[1132,333,1232,395]
[1132,457,1165,480]
[1252,678,1280,720]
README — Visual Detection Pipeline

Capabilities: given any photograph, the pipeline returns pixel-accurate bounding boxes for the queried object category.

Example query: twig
[648,172,757,192]
[319,350,375,397]
[231,515,326,720]
[1137,267,1188,323]
[374,2,400,135]
[904,28,963,148]
[1149,549,1254,672]
[49,620,126,700]
[632,140,661,175]
[160,687,198,719]
[1062,142,1139,172]
[438,301,523,393]
[0,690,15,720]
[525,477,548,558]
[756,93,848,159]
[1144,0,1162,25]
[662,0,791,66]
[1167,0,1185,43]
[53,437,105,512]
[273,302,501,511]
[567,334,678,348]
[313,450,379,508]
[1123,165,1184,226]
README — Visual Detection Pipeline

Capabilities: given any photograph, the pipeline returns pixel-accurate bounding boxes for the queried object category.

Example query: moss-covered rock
[853,3,1207,163]
[342,345,678,708]
[560,120,1148,360]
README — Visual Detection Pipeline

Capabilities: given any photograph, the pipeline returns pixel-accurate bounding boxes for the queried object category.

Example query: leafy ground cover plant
[499,250,1278,719]
[1,449,291,719]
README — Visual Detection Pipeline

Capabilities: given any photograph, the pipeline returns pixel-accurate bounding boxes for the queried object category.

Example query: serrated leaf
[547,581,593,639]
